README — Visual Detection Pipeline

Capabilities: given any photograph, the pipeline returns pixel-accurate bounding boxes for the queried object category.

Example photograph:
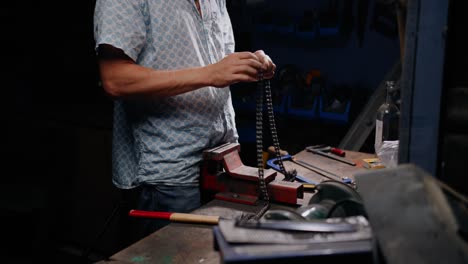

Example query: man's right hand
[208,52,264,88]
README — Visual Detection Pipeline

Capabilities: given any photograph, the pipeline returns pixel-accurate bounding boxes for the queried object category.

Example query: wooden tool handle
[170,213,220,224]
[129,210,220,225]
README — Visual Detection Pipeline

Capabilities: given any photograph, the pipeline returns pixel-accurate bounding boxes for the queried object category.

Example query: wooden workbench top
[285,149,376,184]
[97,149,375,264]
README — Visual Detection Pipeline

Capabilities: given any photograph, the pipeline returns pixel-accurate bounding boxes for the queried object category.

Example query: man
[94,0,275,239]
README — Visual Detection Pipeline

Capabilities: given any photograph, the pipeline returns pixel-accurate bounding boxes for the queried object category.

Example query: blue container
[255,24,274,33]
[296,30,317,40]
[287,96,318,120]
[318,96,351,124]
[318,26,339,37]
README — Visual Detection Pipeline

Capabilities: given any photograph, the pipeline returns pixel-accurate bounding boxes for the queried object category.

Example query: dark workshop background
[5,0,466,263]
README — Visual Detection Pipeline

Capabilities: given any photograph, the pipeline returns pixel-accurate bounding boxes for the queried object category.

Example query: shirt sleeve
[94,0,147,62]
[218,0,235,55]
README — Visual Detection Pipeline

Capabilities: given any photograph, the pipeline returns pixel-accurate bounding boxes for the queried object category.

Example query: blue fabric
[133,185,201,237]
[94,0,238,189]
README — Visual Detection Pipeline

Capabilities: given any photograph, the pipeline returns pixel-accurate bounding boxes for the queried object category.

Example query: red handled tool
[330,147,346,157]
[306,145,356,166]
[307,145,346,157]
[129,210,220,225]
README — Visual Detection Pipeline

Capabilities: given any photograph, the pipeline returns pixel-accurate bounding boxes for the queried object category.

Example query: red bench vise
[201,143,303,205]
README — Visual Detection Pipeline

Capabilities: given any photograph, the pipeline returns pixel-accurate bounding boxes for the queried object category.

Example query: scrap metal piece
[236,219,358,233]
[355,164,468,264]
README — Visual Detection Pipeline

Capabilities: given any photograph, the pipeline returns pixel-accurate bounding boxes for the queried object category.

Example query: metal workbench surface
[97,149,375,264]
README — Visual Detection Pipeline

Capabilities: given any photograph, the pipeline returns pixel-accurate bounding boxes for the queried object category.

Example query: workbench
[97,149,376,264]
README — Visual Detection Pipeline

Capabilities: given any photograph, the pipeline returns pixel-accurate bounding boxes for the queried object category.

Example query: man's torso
[94,0,238,188]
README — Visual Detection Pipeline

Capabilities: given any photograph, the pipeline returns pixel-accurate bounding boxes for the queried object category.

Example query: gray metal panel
[398,0,449,175]
[398,0,419,164]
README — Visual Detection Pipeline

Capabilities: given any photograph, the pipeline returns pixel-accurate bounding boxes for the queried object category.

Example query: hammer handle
[129,210,220,225]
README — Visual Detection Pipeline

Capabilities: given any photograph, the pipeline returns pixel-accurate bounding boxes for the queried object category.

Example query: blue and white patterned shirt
[94,0,238,188]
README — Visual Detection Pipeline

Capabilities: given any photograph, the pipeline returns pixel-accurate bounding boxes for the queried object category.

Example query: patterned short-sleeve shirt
[94,0,238,189]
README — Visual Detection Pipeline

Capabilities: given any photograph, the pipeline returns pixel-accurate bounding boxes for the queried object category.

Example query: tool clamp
[201,143,303,205]
[267,154,353,185]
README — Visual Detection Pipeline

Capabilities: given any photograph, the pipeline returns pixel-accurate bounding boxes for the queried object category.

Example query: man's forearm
[99,60,214,98]
[96,44,271,99]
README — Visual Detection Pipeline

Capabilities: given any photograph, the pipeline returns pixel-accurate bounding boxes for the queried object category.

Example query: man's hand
[254,50,276,80]
[208,51,275,88]
[208,52,262,87]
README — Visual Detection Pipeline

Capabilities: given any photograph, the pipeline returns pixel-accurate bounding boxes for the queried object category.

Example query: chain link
[256,77,270,206]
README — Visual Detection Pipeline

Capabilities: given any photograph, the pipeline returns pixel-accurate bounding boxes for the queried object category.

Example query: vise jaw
[201,143,303,205]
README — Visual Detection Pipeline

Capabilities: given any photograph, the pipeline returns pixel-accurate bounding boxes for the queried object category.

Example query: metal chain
[264,79,295,181]
[236,76,271,224]
[252,74,295,220]
[237,75,295,222]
